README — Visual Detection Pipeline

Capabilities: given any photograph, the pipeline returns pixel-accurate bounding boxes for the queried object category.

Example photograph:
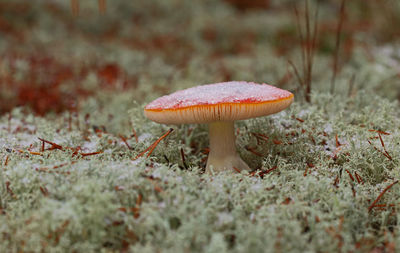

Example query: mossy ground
[0,0,400,252]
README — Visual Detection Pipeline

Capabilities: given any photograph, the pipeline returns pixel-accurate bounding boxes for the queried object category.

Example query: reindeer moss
[1,85,399,252]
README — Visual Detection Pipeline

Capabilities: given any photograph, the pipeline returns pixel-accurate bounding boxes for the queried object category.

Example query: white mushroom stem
[206,121,250,173]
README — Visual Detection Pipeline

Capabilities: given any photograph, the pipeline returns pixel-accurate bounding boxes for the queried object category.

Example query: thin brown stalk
[4,156,9,166]
[345,169,354,182]
[368,180,398,212]
[308,4,319,98]
[119,134,132,150]
[133,128,174,160]
[367,138,392,161]
[294,5,306,83]
[98,0,106,14]
[259,166,278,177]
[290,0,319,103]
[232,167,241,173]
[305,0,311,90]
[354,172,363,184]
[330,0,346,93]
[288,60,304,88]
[378,133,392,160]
[38,138,63,150]
[70,0,79,16]
[245,146,263,157]
[81,151,103,157]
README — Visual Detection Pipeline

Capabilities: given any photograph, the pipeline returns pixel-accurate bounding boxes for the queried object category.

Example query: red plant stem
[367,140,392,161]
[28,151,42,156]
[245,146,263,157]
[146,129,174,157]
[38,138,63,150]
[368,180,399,212]
[98,0,106,14]
[133,128,174,160]
[345,169,354,181]
[232,167,241,173]
[309,134,316,145]
[81,151,103,157]
[259,166,278,177]
[53,162,76,169]
[251,133,269,143]
[368,129,390,135]
[40,186,49,197]
[70,0,79,16]
[13,149,42,156]
[378,133,385,148]
[201,148,210,154]
[304,166,308,177]
[136,194,142,206]
[378,133,392,160]
[335,134,341,147]
[354,172,363,184]
[4,156,9,166]
[37,161,77,172]
[119,135,132,150]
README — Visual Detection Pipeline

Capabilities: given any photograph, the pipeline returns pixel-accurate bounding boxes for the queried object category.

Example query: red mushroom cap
[144,81,294,124]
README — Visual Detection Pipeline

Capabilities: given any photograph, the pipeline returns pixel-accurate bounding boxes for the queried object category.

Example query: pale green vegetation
[0,0,400,252]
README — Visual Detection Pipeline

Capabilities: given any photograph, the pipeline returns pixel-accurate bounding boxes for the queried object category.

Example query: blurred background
[0,0,399,116]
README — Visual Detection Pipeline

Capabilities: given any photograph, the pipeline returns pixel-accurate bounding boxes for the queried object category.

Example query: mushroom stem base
[206,121,250,173]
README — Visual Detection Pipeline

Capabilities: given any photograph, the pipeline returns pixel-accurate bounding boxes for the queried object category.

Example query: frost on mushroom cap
[144,81,294,124]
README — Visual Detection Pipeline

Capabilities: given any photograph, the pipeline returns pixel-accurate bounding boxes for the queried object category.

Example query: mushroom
[144,81,294,173]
